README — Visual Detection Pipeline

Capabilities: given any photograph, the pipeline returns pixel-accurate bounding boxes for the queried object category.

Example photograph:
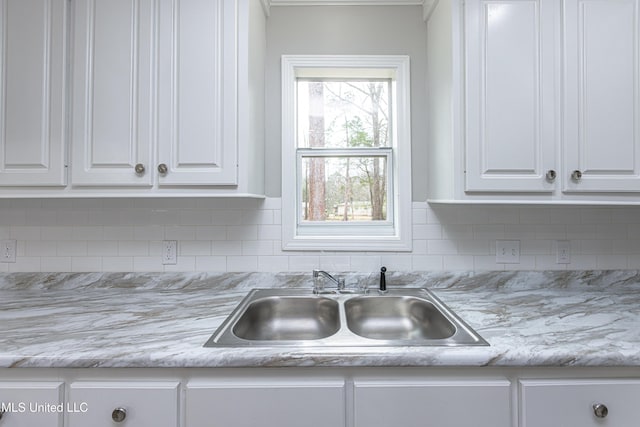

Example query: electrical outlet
[162,240,177,265]
[556,240,571,264]
[496,240,520,264]
[1,239,16,263]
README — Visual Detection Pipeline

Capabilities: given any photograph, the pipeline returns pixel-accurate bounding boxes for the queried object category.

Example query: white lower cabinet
[185,378,346,427]
[520,379,640,427]
[0,382,64,427]
[353,378,512,427]
[66,381,179,427]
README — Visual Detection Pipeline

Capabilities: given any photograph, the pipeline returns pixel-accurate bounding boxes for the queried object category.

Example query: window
[282,55,412,251]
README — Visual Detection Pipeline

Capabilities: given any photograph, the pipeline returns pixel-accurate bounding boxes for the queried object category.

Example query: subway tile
[411,255,443,270]
[40,257,72,272]
[226,256,258,272]
[195,256,227,272]
[118,241,150,256]
[180,241,212,256]
[242,240,273,256]
[164,226,197,241]
[443,255,475,270]
[319,256,351,271]
[257,256,289,272]
[71,257,102,272]
[258,224,282,240]
[102,256,133,272]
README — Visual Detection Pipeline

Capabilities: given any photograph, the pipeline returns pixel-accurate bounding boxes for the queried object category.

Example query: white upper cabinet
[156,0,238,186]
[465,0,558,193]
[0,0,67,187]
[71,0,155,187]
[563,0,640,193]
[0,0,264,197]
[427,0,640,203]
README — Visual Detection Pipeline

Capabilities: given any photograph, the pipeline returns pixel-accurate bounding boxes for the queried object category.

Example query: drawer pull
[158,163,168,175]
[571,170,583,182]
[593,403,608,418]
[112,407,127,422]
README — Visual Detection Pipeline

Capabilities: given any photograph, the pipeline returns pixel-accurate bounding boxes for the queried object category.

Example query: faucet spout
[312,270,345,290]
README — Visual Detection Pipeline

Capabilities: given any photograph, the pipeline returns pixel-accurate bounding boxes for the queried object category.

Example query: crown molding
[260,0,271,16]
[423,0,438,21]
[267,0,424,6]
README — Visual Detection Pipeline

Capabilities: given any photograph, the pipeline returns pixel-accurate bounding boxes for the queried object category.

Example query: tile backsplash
[0,198,638,272]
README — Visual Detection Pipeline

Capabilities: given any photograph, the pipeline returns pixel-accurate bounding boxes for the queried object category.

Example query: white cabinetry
[156,0,238,186]
[0,0,67,187]
[427,0,640,203]
[464,0,558,193]
[520,379,640,426]
[185,378,345,427]
[0,381,64,426]
[563,0,640,193]
[71,0,155,187]
[66,381,179,427]
[353,378,511,427]
[0,0,265,197]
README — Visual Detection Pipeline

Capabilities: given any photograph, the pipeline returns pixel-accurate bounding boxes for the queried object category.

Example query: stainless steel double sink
[204,288,488,347]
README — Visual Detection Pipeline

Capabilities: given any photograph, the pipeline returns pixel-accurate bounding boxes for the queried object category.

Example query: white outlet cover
[496,240,520,264]
[1,239,16,263]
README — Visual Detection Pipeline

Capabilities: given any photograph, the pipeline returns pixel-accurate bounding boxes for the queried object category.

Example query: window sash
[296,147,394,233]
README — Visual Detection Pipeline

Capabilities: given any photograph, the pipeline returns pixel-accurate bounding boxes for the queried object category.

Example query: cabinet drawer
[520,379,640,426]
[354,378,512,427]
[66,381,179,427]
[186,379,345,427]
[0,382,64,427]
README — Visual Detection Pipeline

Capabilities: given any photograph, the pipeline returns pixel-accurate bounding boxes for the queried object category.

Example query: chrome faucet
[312,270,345,292]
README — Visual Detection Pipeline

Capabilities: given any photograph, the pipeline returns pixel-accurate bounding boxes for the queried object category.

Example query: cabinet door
[0,0,67,186]
[185,378,345,427]
[563,0,640,192]
[67,381,179,427]
[0,381,63,427]
[354,378,511,427]
[71,0,154,187]
[465,0,558,192]
[520,379,640,426]
[156,0,238,186]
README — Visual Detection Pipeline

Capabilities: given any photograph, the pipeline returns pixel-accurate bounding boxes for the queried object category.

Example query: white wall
[264,5,428,200]
[1,198,639,272]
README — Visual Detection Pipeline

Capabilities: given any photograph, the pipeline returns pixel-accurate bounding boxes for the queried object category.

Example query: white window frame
[281,55,412,251]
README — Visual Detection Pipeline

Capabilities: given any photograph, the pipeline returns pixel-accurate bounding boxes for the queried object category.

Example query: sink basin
[232,296,340,340]
[204,288,488,347]
[344,296,456,340]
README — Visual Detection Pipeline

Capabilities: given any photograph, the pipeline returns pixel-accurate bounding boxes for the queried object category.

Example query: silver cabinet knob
[112,407,127,422]
[134,163,145,174]
[157,163,168,175]
[571,170,583,181]
[593,403,608,418]
[545,170,557,182]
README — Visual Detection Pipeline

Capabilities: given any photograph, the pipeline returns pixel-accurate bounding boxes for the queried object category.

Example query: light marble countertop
[1,271,640,368]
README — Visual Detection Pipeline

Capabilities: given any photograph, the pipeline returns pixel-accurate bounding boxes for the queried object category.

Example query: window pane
[301,156,387,222]
[296,80,391,149]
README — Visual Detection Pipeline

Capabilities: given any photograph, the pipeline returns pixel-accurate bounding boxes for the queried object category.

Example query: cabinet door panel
[521,379,640,426]
[0,0,66,186]
[157,0,237,186]
[465,0,557,192]
[564,0,640,192]
[67,381,179,427]
[71,0,154,186]
[186,379,345,427]
[353,379,511,427]
[0,381,63,427]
